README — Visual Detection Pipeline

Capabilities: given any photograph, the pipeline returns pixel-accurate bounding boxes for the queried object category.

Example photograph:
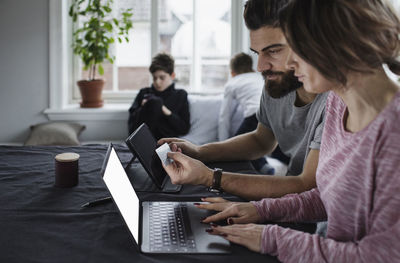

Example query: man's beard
[262,70,302,98]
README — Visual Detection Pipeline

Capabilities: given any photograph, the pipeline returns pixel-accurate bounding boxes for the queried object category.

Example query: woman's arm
[258,129,400,262]
[252,187,327,223]
[260,219,400,262]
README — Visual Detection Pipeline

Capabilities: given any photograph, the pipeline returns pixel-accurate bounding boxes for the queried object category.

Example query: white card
[155,143,174,165]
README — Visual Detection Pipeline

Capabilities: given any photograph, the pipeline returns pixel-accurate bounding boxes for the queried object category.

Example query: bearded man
[159,0,327,201]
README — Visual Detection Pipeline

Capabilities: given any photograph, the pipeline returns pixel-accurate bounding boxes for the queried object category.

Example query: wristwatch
[208,168,223,193]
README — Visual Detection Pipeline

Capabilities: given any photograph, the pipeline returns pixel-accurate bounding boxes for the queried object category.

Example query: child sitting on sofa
[128,53,190,139]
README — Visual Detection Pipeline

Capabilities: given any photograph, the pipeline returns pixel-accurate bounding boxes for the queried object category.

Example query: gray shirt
[257,89,327,176]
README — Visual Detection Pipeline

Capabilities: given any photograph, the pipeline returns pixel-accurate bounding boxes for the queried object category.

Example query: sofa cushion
[180,95,244,145]
[180,95,222,145]
[228,100,244,138]
[24,122,86,146]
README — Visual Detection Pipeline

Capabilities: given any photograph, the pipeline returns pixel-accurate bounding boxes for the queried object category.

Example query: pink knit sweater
[252,91,400,262]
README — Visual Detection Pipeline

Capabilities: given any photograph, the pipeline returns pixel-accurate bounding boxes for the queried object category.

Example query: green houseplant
[69,0,133,107]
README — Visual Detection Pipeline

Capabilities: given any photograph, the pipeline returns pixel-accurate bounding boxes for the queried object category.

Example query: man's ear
[171,72,176,80]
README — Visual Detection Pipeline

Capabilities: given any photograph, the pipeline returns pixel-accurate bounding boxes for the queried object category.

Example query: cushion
[24,122,86,146]
[180,95,223,145]
[228,101,244,138]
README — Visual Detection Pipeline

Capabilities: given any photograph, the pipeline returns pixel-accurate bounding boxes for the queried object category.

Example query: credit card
[155,143,174,165]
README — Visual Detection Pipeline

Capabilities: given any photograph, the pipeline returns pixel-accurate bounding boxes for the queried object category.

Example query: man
[159,0,327,201]
[219,52,275,174]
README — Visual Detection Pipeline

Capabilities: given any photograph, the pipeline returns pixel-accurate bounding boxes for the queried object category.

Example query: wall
[0,0,49,143]
[0,0,129,143]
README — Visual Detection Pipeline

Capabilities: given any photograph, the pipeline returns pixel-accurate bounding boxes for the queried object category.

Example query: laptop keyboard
[149,202,196,252]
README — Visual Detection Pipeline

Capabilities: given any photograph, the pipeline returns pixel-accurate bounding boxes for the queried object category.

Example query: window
[390,0,400,13]
[70,0,247,104]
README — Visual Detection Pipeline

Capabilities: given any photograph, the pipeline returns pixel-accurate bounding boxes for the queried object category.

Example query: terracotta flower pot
[77,79,104,108]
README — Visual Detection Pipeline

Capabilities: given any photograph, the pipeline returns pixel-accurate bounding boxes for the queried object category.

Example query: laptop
[101,144,231,254]
[125,123,181,193]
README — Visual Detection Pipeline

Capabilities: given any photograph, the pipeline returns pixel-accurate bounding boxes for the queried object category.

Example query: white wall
[0,0,49,142]
[0,0,129,143]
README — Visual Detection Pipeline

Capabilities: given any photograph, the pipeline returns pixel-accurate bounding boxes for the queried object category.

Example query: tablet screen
[125,123,166,187]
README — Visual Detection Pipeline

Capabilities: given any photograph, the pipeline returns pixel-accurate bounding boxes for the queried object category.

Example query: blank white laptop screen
[103,147,140,243]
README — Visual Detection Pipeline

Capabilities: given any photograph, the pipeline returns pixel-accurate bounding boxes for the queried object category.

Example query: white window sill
[44,103,130,121]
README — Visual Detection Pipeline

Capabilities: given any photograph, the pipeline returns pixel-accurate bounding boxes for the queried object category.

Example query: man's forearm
[198,132,276,163]
[217,149,319,200]
[219,173,316,200]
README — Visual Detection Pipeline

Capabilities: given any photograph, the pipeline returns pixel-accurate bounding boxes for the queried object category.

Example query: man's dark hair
[149,53,174,75]
[230,52,254,74]
[243,0,289,30]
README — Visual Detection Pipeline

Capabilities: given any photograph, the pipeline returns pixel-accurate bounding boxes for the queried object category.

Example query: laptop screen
[103,147,140,243]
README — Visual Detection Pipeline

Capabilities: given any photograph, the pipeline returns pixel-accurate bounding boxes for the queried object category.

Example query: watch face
[208,187,221,193]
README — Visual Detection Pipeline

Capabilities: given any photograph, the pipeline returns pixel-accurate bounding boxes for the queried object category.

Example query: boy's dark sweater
[128,83,190,139]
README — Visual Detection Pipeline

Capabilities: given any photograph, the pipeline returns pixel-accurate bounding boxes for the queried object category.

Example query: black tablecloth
[0,144,307,263]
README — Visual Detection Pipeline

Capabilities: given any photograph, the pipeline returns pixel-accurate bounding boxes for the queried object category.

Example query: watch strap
[211,168,223,192]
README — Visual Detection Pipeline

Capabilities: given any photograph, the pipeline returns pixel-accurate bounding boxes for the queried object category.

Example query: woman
[194,0,400,261]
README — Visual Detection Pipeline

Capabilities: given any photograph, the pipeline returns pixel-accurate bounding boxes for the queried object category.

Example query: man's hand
[162,151,213,186]
[196,197,261,224]
[207,223,264,253]
[158,138,200,159]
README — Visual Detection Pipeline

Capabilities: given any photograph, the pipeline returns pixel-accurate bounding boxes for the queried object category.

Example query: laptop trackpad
[187,203,231,254]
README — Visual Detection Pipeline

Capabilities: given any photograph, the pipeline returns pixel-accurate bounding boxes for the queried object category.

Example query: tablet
[125,123,181,193]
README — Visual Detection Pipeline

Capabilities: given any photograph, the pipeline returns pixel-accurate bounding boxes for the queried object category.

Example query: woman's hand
[207,223,265,253]
[196,197,261,224]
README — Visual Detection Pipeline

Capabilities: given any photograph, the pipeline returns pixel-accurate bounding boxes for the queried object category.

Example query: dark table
[0,144,313,263]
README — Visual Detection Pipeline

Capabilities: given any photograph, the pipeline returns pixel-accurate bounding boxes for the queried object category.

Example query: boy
[128,53,190,139]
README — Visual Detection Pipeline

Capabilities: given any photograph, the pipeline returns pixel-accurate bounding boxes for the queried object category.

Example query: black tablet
[125,123,181,192]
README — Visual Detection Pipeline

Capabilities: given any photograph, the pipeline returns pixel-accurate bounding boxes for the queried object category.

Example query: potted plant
[69,0,133,108]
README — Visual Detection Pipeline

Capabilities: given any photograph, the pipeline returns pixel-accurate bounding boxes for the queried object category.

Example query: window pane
[201,64,229,90]
[390,0,400,13]
[160,0,193,90]
[116,0,152,91]
[198,0,231,91]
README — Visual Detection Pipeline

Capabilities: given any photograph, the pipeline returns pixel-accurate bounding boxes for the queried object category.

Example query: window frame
[48,0,249,110]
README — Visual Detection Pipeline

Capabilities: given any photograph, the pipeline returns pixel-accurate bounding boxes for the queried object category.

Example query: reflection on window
[197,0,231,91]
[162,0,231,91]
[159,0,193,90]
